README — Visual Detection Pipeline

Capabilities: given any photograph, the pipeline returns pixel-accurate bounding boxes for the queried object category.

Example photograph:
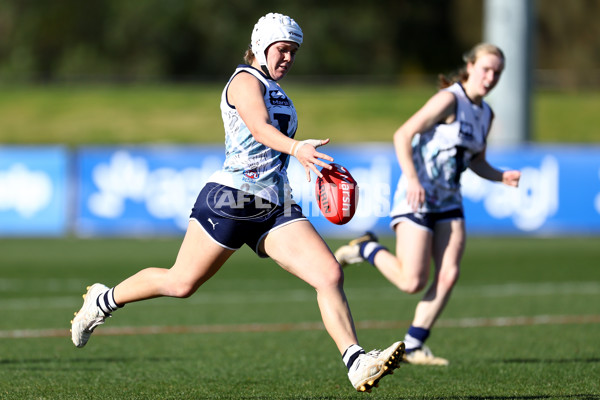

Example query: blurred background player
[70,12,403,392]
[335,43,521,365]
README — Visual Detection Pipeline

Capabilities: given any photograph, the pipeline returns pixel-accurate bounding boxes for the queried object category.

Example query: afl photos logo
[207,183,279,221]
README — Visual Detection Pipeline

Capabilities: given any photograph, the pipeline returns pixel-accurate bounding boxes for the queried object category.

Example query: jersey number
[273,113,291,136]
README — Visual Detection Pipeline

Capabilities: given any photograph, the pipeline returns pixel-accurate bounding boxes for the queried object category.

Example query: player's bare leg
[71,221,234,347]
[263,220,403,391]
[263,220,357,352]
[374,222,433,293]
[113,221,234,302]
[335,223,433,294]
[404,219,464,365]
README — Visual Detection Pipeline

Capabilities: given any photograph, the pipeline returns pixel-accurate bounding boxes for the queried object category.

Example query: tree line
[0,0,597,86]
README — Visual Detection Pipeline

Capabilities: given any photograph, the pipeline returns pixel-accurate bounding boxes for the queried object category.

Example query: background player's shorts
[189,182,306,257]
[390,208,464,232]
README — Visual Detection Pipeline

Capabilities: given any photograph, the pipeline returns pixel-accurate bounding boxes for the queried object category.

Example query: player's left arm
[469,148,521,187]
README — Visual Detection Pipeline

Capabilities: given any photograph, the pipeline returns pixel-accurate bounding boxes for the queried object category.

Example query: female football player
[70,12,403,392]
[335,43,521,365]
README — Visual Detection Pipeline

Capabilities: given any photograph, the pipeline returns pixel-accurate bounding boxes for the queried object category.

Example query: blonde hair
[438,43,505,89]
[244,48,255,65]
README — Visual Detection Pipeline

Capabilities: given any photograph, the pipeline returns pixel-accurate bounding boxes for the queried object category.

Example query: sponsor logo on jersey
[459,121,474,140]
[269,90,290,106]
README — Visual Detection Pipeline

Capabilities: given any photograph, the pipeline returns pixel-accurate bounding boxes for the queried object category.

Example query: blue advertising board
[460,145,600,235]
[73,144,600,238]
[1,144,597,238]
[76,146,225,236]
[297,144,600,237]
[0,146,69,236]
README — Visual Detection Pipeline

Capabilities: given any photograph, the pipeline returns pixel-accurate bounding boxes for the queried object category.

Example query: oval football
[315,163,358,225]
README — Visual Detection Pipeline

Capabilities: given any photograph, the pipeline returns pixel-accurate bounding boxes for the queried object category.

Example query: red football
[315,163,359,225]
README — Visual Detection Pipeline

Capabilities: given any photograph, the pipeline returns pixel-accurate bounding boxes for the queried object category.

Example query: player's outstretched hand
[293,138,334,182]
[502,170,521,187]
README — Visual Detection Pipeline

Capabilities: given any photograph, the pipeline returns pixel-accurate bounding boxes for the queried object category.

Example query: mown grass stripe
[2,314,598,340]
[1,281,599,310]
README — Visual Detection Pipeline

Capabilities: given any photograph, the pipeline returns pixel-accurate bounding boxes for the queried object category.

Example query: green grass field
[1,237,599,399]
[1,82,599,398]
[0,83,599,145]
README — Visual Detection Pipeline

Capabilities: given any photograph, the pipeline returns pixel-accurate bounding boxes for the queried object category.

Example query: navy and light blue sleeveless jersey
[208,65,298,206]
[391,82,493,215]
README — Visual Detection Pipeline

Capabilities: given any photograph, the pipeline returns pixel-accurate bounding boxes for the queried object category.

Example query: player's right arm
[228,72,332,181]
[393,91,456,211]
[228,72,293,152]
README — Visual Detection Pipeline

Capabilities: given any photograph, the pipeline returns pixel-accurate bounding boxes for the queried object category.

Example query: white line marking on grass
[1,314,599,340]
[454,282,600,298]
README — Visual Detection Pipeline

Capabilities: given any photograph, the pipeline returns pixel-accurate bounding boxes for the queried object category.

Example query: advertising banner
[76,146,223,236]
[461,145,600,235]
[0,146,69,236]
[298,144,600,236]
[73,144,600,238]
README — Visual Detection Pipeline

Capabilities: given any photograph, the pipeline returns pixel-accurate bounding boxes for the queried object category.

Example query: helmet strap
[260,64,273,80]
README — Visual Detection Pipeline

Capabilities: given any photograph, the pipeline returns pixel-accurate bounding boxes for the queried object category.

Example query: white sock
[343,344,365,370]
[96,287,123,314]
[404,333,424,352]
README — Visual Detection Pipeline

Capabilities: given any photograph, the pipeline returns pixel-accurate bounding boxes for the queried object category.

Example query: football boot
[334,231,378,267]
[348,341,404,392]
[71,283,111,348]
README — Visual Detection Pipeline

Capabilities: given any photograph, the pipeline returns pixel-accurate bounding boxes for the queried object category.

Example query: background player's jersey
[391,82,493,215]
[209,65,298,206]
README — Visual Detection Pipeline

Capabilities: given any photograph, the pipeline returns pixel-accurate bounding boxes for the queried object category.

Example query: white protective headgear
[250,13,303,69]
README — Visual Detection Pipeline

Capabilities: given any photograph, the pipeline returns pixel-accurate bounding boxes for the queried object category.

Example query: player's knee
[163,272,201,298]
[316,260,344,290]
[164,280,197,298]
[401,277,427,294]
[177,284,199,298]
[438,265,460,290]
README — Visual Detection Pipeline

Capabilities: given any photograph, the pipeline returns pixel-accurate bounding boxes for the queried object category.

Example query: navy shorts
[390,208,464,232]
[189,182,306,257]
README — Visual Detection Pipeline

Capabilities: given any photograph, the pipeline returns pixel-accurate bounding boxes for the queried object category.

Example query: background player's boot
[334,232,378,267]
[404,345,449,366]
